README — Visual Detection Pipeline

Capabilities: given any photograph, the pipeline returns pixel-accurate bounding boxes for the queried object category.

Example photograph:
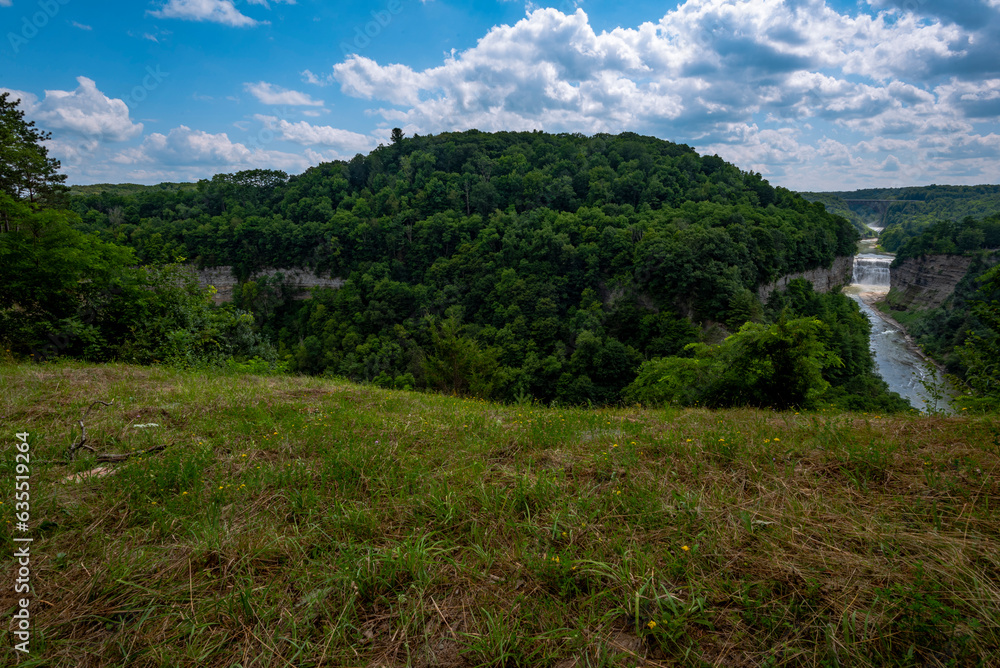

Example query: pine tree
[0,91,67,231]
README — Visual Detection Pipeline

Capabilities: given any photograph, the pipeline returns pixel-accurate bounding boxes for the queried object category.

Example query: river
[845,242,957,412]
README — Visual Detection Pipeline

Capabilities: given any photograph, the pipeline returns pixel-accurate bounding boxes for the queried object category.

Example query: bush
[626,315,841,409]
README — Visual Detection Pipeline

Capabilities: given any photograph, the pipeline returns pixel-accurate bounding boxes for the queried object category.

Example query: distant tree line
[881,214,1000,262]
[808,185,1000,234]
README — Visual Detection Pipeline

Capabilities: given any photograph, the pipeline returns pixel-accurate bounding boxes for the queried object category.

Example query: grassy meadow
[2,361,999,667]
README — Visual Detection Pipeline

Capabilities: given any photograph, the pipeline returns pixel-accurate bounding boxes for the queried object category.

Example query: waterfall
[852,255,891,287]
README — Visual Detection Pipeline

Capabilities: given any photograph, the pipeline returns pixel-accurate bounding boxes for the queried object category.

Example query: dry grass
[1,360,999,667]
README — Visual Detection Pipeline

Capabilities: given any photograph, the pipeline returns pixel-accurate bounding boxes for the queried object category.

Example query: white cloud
[329,4,979,137]
[0,0,12,7]
[71,21,92,30]
[301,69,328,86]
[117,125,252,165]
[149,0,259,27]
[320,3,1000,189]
[935,78,1000,118]
[2,77,142,142]
[253,114,377,153]
[244,81,325,107]
[11,0,999,188]
[113,125,309,175]
[148,0,294,27]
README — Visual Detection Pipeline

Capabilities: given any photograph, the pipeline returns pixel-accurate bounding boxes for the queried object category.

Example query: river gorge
[846,242,956,412]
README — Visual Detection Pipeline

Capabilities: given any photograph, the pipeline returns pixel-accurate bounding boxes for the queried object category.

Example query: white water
[852,255,892,287]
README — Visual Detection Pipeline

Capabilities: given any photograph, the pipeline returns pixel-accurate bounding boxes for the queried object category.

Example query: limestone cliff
[886,255,974,310]
[189,266,344,304]
[756,255,853,303]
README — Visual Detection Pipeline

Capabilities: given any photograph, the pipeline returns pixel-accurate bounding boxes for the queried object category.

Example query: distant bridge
[843,199,922,228]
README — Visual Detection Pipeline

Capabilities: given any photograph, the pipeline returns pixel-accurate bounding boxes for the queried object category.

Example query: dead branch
[39,442,172,466]
[32,398,173,466]
[94,443,169,462]
[66,399,115,461]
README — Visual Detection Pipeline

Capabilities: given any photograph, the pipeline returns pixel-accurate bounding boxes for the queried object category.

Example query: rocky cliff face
[756,255,853,303]
[886,255,974,310]
[193,258,854,310]
[190,266,345,304]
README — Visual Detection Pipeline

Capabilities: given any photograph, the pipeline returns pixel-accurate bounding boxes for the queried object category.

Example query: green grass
[2,361,1000,666]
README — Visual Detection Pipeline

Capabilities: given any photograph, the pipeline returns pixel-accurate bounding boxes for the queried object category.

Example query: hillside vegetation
[886,215,1000,264]
[1,362,998,667]
[7,129,912,410]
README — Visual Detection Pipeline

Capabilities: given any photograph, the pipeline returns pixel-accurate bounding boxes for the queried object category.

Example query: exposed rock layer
[886,255,974,310]
[756,255,854,303]
[195,258,856,309]
[190,266,344,304]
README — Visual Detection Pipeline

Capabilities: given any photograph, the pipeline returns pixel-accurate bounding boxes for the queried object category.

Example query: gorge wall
[886,255,974,310]
[192,256,856,310]
[756,255,854,303]
[191,266,345,304]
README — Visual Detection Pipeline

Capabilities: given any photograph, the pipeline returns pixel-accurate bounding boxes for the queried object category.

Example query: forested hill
[71,130,856,301]
[54,130,889,408]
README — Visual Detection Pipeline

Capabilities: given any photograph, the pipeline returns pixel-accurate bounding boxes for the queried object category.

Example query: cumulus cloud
[253,115,377,153]
[1,77,142,141]
[935,78,1000,119]
[320,2,1000,189]
[329,4,981,136]
[118,125,252,165]
[113,125,309,174]
[12,0,1000,188]
[244,81,325,107]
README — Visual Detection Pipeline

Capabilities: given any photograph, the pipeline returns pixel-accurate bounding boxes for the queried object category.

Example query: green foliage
[627,283,912,411]
[1,255,276,366]
[886,214,1000,264]
[767,280,911,411]
[958,264,1000,400]
[100,264,276,366]
[0,91,67,209]
[627,315,842,409]
[872,563,977,662]
[48,129,889,405]
[799,192,869,234]
[422,309,503,398]
[0,206,134,320]
[0,93,277,370]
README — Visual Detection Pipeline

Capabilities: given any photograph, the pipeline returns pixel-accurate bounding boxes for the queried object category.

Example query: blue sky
[2,0,999,190]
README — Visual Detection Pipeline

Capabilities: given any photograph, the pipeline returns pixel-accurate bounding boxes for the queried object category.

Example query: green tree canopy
[0,91,66,218]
